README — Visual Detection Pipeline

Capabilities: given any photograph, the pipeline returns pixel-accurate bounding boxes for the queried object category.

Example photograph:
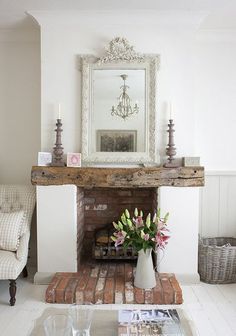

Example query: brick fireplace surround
[79,187,158,266]
[32,166,204,303]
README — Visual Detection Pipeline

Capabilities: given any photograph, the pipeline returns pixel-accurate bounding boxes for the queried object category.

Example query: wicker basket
[198,237,236,284]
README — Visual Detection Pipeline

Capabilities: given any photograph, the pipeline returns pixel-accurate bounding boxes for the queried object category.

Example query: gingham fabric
[0,211,24,251]
[16,231,30,261]
[0,185,35,232]
[0,250,27,280]
[0,185,35,280]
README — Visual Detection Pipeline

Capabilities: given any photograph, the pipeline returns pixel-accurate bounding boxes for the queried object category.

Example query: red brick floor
[45,263,183,305]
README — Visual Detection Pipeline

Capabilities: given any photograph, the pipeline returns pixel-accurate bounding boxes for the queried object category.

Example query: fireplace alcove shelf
[31,166,204,187]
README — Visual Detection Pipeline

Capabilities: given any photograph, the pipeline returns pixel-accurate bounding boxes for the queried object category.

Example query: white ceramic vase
[134,248,156,289]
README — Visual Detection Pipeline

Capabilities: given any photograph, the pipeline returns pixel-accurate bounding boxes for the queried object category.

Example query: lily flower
[157,219,165,230]
[114,230,127,247]
[125,209,130,218]
[134,208,138,217]
[133,216,143,228]
[155,232,170,249]
[113,222,119,230]
[152,213,157,223]
[140,230,149,241]
[118,221,123,230]
[146,213,151,228]
[111,208,170,252]
[121,213,127,225]
[127,218,133,229]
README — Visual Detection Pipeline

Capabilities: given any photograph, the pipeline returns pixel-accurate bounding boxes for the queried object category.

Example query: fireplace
[32,165,204,285]
[78,187,158,266]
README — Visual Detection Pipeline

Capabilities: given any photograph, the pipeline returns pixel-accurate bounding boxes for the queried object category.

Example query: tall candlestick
[163,118,180,168]
[50,119,65,167]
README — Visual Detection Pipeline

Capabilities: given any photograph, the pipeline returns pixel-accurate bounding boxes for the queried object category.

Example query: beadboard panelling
[200,173,236,237]
[200,176,220,237]
[219,176,236,236]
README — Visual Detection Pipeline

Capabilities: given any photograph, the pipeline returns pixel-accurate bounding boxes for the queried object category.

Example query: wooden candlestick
[164,119,180,168]
[51,119,65,167]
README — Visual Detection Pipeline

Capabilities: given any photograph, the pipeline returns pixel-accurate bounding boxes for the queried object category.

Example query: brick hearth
[46,263,183,305]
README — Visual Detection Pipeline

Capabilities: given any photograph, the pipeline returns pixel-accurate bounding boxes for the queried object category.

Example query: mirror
[93,69,146,153]
[80,37,160,164]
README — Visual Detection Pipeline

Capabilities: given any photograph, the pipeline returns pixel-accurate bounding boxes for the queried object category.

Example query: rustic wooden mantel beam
[31,166,204,188]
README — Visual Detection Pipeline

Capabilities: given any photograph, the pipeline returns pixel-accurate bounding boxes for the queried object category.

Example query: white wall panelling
[200,172,236,238]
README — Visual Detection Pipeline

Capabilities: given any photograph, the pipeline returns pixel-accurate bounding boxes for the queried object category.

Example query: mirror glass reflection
[91,69,146,153]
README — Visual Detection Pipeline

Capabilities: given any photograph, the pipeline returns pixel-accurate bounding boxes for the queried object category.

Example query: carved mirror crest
[79,37,160,164]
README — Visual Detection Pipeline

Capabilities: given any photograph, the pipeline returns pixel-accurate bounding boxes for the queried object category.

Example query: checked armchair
[0,185,35,305]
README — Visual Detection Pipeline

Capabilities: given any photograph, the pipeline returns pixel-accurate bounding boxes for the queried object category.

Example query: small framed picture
[96,130,137,152]
[38,152,52,166]
[67,153,81,167]
[183,157,200,167]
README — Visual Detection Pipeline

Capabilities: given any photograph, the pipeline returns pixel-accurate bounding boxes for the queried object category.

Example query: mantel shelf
[31,166,204,188]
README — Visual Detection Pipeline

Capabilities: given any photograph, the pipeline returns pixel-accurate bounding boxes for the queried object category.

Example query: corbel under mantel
[31,166,204,188]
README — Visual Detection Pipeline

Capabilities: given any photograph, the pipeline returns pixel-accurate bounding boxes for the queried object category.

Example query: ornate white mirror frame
[79,37,160,164]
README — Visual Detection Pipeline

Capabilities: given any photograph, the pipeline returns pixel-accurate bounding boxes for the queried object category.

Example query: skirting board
[34,272,55,285]
[34,271,200,285]
[175,273,200,285]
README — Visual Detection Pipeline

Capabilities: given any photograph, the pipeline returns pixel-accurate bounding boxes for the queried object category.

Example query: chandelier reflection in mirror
[111,74,139,121]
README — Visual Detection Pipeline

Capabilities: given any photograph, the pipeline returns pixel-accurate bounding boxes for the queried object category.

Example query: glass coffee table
[30,308,196,336]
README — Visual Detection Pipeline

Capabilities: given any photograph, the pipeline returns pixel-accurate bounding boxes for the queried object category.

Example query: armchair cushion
[0,198,22,213]
[0,211,25,252]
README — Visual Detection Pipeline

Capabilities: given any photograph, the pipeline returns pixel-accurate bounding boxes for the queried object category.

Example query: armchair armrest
[16,232,30,262]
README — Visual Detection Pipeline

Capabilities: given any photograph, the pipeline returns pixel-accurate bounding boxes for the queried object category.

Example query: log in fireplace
[93,223,138,260]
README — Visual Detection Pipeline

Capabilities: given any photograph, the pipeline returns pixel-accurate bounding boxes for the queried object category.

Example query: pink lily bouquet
[111,208,170,252]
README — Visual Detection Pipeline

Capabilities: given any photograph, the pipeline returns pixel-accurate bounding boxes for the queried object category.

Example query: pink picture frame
[67,153,81,167]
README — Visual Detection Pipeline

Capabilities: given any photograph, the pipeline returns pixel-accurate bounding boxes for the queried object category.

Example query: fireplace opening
[93,224,138,260]
[46,186,184,305]
[77,187,158,268]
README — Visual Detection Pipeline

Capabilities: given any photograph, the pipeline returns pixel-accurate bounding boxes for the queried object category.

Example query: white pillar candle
[58,103,61,119]
[169,102,172,120]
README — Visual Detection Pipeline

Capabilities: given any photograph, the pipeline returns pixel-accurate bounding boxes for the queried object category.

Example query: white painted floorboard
[0,272,236,336]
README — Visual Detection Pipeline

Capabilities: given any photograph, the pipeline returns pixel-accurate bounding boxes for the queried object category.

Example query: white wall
[0,17,235,190]
[35,14,236,171]
[33,13,197,163]
[0,28,41,184]
[194,32,236,170]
